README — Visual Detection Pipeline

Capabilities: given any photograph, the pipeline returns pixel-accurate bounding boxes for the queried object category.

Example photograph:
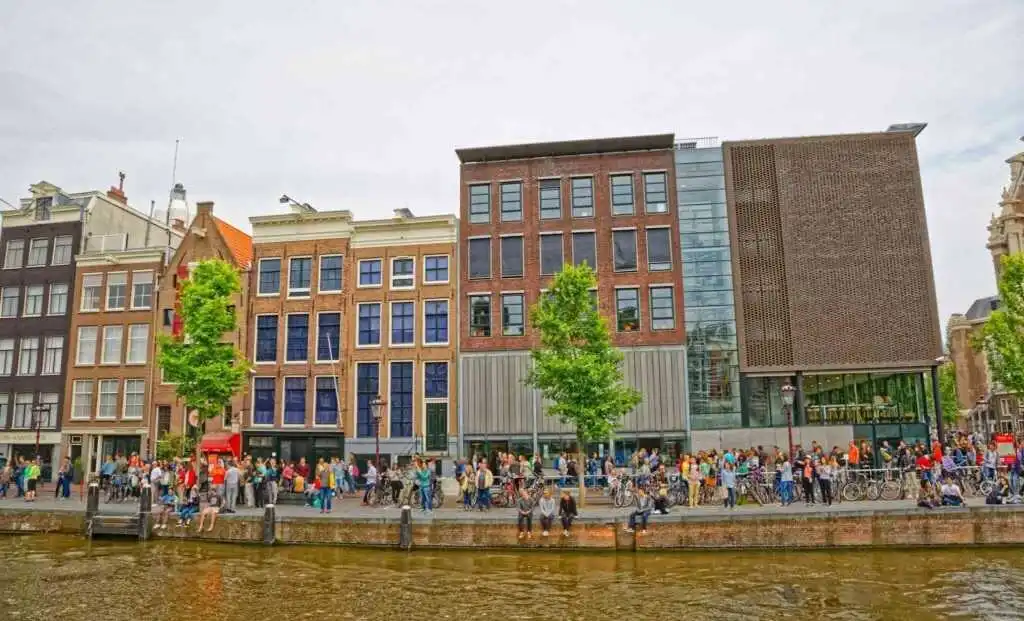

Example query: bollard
[138,483,152,541]
[262,504,276,545]
[399,505,412,550]
[85,482,100,539]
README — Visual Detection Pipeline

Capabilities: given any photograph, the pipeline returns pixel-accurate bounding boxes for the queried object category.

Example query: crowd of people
[0,455,72,501]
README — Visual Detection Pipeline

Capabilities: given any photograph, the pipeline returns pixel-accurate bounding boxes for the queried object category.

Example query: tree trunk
[577,431,586,508]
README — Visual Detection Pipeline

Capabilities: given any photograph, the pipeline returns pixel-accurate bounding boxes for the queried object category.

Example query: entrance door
[425,403,447,452]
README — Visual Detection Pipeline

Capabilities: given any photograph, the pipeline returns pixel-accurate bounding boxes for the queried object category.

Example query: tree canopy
[978,253,1024,395]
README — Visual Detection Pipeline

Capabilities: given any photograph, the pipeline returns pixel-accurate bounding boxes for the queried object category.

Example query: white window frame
[314,311,342,363]
[642,170,669,214]
[253,313,279,365]
[284,312,310,364]
[130,270,154,310]
[37,393,59,428]
[356,302,382,349]
[388,359,415,439]
[281,375,307,427]
[71,380,94,420]
[390,256,416,290]
[0,338,14,375]
[422,298,450,347]
[0,286,18,318]
[3,239,24,269]
[539,232,564,276]
[22,284,44,317]
[257,257,282,297]
[80,274,102,312]
[649,285,676,331]
[571,230,598,269]
[318,254,344,294]
[422,254,450,285]
[122,379,145,420]
[26,238,48,267]
[101,325,123,365]
[76,326,99,366]
[313,374,342,429]
[357,258,384,289]
[127,324,149,365]
[41,335,63,375]
[96,379,119,420]
[287,255,313,298]
[51,235,73,266]
[12,393,33,428]
[614,285,642,333]
[47,282,68,316]
[610,173,635,216]
[388,300,416,348]
[105,271,128,311]
[250,376,276,428]
[422,361,450,447]
[646,226,673,272]
[17,337,38,376]
[353,362,381,439]
[612,227,639,273]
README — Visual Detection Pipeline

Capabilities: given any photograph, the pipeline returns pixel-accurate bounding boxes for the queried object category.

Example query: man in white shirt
[940,478,965,506]
[150,462,164,493]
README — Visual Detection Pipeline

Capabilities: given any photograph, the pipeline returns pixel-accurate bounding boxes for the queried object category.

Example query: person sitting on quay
[517,487,534,540]
[624,487,653,534]
[155,488,177,530]
[939,478,966,507]
[653,486,671,515]
[196,487,222,532]
[177,485,200,527]
[559,489,577,537]
[917,479,939,509]
[986,475,1012,505]
[538,488,556,537]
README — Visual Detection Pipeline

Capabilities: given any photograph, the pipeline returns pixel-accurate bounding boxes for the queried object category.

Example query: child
[177,485,200,527]
[197,489,222,532]
[156,491,177,530]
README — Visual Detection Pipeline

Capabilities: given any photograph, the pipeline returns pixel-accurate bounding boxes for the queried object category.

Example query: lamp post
[781,382,796,458]
[31,404,50,458]
[370,395,385,469]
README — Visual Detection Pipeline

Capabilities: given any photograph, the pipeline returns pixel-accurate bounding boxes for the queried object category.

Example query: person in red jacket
[932,438,943,463]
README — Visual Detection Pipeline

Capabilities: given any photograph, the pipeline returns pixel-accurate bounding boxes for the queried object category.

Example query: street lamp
[370,395,386,469]
[30,404,51,458]
[781,382,796,458]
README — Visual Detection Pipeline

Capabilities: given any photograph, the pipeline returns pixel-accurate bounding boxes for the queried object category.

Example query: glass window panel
[253,378,275,425]
[540,234,563,275]
[643,172,668,213]
[649,287,675,330]
[359,259,382,286]
[571,177,593,217]
[286,314,309,361]
[469,295,490,337]
[501,236,523,278]
[289,257,312,294]
[424,300,448,344]
[256,315,278,362]
[258,259,281,294]
[615,288,640,332]
[500,182,521,222]
[358,303,381,346]
[611,175,634,215]
[391,258,414,289]
[319,256,343,292]
[501,293,524,336]
[389,362,413,437]
[356,363,380,437]
[284,377,306,425]
[315,376,339,425]
[646,228,672,271]
[469,184,491,223]
[424,256,448,283]
[613,230,637,271]
[468,238,491,279]
[390,302,415,345]
[572,232,596,268]
[539,179,561,219]
[425,362,448,398]
[317,312,341,360]
[52,236,73,265]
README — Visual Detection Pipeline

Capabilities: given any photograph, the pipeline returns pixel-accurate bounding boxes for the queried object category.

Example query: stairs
[89,514,141,538]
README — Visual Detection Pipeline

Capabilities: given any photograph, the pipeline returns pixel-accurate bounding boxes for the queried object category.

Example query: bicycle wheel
[979,480,995,497]
[842,481,862,502]
[879,481,902,501]
[866,481,881,501]
[434,488,445,509]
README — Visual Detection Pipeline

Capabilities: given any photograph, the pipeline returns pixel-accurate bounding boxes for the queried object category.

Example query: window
[284,377,306,425]
[106,273,127,310]
[162,308,174,327]
[502,293,524,336]
[500,181,522,222]
[37,393,58,427]
[611,174,635,215]
[4,239,24,269]
[258,258,281,295]
[572,231,596,268]
[101,326,123,364]
[424,361,449,449]
[76,326,98,365]
[358,259,382,287]
[18,337,38,375]
[27,239,48,267]
[571,177,594,217]
[71,380,93,420]
[23,285,43,316]
[127,324,149,364]
[48,283,68,315]
[390,361,413,437]
[424,300,449,345]
[255,315,278,362]
[97,379,118,419]
[35,197,52,221]
[317,312,341,361]
[613,229,638,272]
[1,287,17,318]
[540,234,564,275]
[253,378,275,425]
[501,235,523,278]
[0,339,13,375]
[315,376,339,425]
[0,395,6,427]
[425,362,448,398]
[391,258,414,289]
[539,179,561,219]
[467,237,491,280]
[41,336,63,375]
[288,257,312,296]
[647,227,672,271]
[123,380,145,419]
[131,271,154,309]
[12,393,33,427]
[358,303,381,346]
[319,255,343,292]
[644,172,668,213]
[650,287,675,330]
[81,274,102,311]
[52,235,73,265]
[356,363,380,437]
[469,295,491,337]
[469,184,490,223]
[616,288,640,332]
[424,255,448,283]
[286,314,309,362]
[390,302,415,345]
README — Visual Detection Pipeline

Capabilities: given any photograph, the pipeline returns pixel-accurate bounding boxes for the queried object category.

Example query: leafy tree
[156,432,195,461]
[527,263,641,504]
[978,253,1024,396]
[938,361,959,427]
[157,259,250,444]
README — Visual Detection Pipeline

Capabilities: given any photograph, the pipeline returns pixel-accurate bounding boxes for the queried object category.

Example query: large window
[501,235,523,278]
[616,288,640,332]
[424,300,448,344]
[97,380,118,419]
[319,255,343,292]
[644,172,668,213]
[106,273,127,310]
[286,314,309,362]
[358,303,381,346]
[571,177,594,217]
[255,315,278,362]
[1,287,18,318]
[391,258,414,289]
[4,240,24,269]
[23,285,43,317]
[258,258,281,295]
[123,380,145,419]
[27,239,48,267]
[469,184,490,223]
[539,179,561,219]
[424,255,448,283]
[468,237,491,279]
[101,326,123,364]
[611,174,635,215]
[315,376,339,425]
[502,293,524,336]
[76,326,98,365]
[317,312,341,361]
[572,231,596,268]
[359,259,382,287]
[647,227,672,271]
[469,295,491,337]
[18,337,38,375]
[41,336,63,375]
[0,339,13,375]
[391,302,415,345]
[131,271,154,309]
[12,393,33,427]
[52,235,73,265]
[613,229,638,272]
[425,362,449,451]
[0,395,6,427]
[48,283,68,315]
[37,393,58,427]
[284,377,306,425]
[425,361,448,398]
[650,287,675,330]
[81,274,102,311]
[127,324,149,364]
[390,361,413,437]
[500,181,522,222]
[71,380,93,420]
[356,363,380,437]
[253,377,275,425]
[540,234,564,275]
[288,257,312,296]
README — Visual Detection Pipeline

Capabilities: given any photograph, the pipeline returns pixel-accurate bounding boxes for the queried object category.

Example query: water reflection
[3,535,1024,620]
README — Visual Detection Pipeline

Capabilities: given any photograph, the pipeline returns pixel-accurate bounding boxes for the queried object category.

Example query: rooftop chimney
[197,201,214,217]
[106,170,128,203]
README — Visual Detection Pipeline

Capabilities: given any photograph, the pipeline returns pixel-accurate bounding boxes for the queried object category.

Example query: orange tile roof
[213,216,253,268]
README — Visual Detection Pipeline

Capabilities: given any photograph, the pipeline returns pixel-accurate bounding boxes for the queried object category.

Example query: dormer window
[35,197,52,221]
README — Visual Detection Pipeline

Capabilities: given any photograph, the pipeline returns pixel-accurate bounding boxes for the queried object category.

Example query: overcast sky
[1,1,1021,324]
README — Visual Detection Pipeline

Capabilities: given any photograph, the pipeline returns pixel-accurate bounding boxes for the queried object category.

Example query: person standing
[779,455,794,506]
[318,460,333,514]
[687,459,701,508]
[0,462,11,498]
[416,460,432,513]
[224,460,240,514]
[801,458,816,505]
[56,457,72,500]
[721,462,737,510]
[476,462,493,511]
[24,458,41,502]
[817,458,833,507]
[538,488,556,536]
[516,488,534,539]
[362,460,377,505]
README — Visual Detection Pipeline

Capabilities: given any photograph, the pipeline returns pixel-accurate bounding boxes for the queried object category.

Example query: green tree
[157,259,250,446]
[938,361,959,427]
[978,253,1024,396]
[527,263,641,504]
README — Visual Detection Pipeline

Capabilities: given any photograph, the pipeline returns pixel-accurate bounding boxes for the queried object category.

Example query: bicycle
[613,475,635,508]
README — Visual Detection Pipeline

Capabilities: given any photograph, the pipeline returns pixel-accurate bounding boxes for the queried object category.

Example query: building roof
[965,295,1000,321]
[213,216,253,268]
[455,134,675,163]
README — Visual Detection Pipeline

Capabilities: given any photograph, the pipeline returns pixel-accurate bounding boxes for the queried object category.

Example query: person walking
[416,460,432,513]
[24,458,40,502]
[362,460,378,505]
[559,489,577,537]
[516,488,534,539]
[721,462,737,510]
[224,460,240,514]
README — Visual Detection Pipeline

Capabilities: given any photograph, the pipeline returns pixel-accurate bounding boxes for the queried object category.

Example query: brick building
[456,135,687,464]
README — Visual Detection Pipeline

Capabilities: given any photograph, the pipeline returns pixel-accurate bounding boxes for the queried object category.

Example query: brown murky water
[2,535,1023,620]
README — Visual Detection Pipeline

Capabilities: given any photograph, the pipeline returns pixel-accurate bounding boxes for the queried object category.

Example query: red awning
[198,432,241,457]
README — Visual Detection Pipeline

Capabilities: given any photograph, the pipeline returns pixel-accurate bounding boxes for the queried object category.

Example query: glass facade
[676,144,741,429]
[800,372,930,426]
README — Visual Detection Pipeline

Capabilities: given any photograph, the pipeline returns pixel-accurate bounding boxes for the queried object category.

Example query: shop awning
[198,432,241,457]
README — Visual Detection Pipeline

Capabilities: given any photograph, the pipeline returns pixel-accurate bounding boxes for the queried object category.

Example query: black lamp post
[781,382,796,458]
[370,395,385,469]
[31,404,50,458]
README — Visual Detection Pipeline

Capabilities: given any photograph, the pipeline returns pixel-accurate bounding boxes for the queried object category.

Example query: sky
[0,0,1021,325]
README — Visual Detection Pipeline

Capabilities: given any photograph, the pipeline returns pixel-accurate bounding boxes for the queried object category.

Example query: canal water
[2,535,1023,620]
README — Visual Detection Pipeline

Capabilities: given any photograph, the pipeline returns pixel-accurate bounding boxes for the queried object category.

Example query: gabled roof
[213,216,253,268]
[965,295,999,321]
